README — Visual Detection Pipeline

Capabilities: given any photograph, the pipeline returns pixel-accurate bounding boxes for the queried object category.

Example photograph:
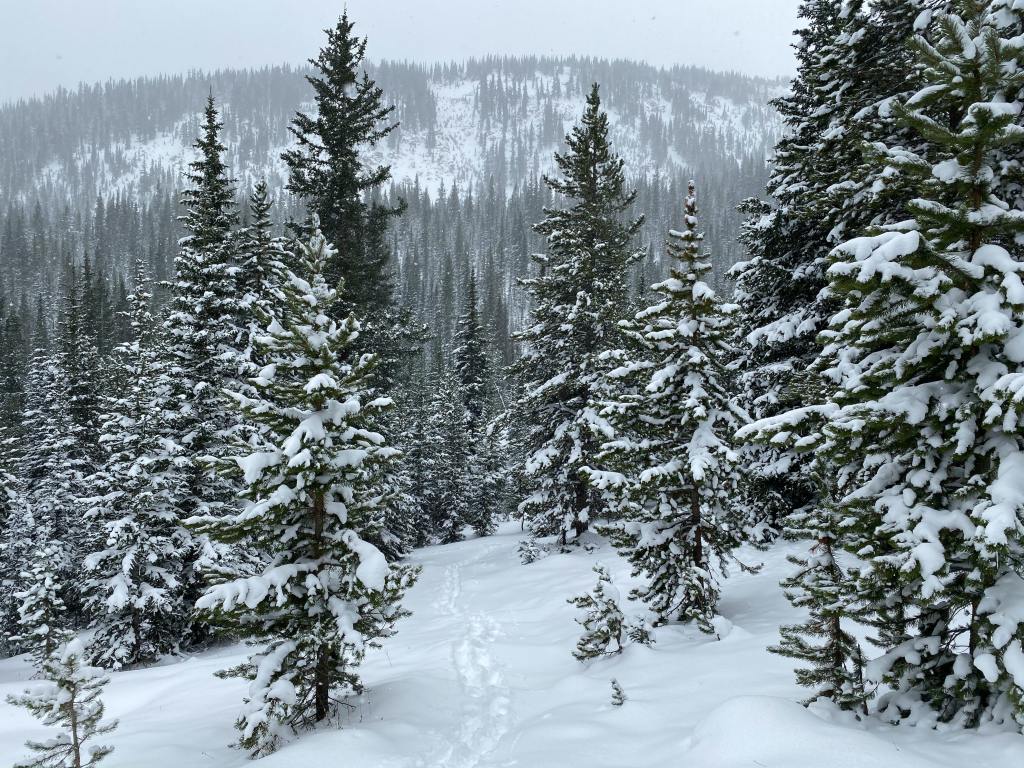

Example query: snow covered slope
[0,60,782,207]
[0,522,1019,767]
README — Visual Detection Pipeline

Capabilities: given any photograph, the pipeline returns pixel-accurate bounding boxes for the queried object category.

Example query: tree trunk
[314,646,330,722]
[313,491,330,722]
[572,479,590,540]
[69,682,82,768]
[690,486,703,569]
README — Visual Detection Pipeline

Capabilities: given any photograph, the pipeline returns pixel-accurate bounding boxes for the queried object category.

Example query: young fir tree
[191,225,418,757]
[514,84,643,545]
[10,538,71,669]
[765,463,869,711]
[569,564,626,661]
[234,180,289,367]
[755,1,1024,726]
[588,184,748,632]
[425,362,471,544]
[282,12,401,319]
[453,274,498,536]
[6,638,118,768]
[82,264,188,669]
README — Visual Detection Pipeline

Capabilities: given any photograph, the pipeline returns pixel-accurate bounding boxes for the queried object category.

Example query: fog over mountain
[0,0,802,103]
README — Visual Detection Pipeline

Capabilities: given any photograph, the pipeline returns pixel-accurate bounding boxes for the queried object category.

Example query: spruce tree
[10,538,71,668]
[191,225,418,756]
[453,274,498,536]
[82,264,188,669]
[424,362,471,543]
[0,498,34,653]
[234,180,289,366]
[588,183,748,631]
[514,84,643,545]
[569,565,625,661]
[767,468,869,711]
[6,638,117,768]
[19,337,87,556]
[163,94,241,514]
[730,1,848,536]
[282,12,401,317]
[754,1,1024,726]
[161,95,243,643]
[731,0,926,536]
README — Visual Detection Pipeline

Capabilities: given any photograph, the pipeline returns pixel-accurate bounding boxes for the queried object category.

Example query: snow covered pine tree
[82,263,189,669]
[514,83,643,546]
[6,639,118,768]
[748,0,1024,727]
[588,183,749,632]
[569,564,626,661]
[191,224,418,756]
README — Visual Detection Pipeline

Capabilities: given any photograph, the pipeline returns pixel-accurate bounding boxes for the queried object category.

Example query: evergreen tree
[282,12,401,317]
[191,225,418,756]
[425,363,471,543]
[514,84,643,545]
[6,638,117,768]
[234,180,289,366]
[161,95,242,643]
[588,183,748,631]
[19,338,87,555]
[729,0,851,536]
[569,565,625,661]
[752,1,1024,726]
[731,0,926,535]
[56,265,102,465]
[82,264,188,669]
[0,497,34,654]
[10,539,71,668]
[163,94,242,517]
[767,469,869,711]
[453,274,499,536]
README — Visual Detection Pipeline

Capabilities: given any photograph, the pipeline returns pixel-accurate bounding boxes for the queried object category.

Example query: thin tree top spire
[545,83,636,214]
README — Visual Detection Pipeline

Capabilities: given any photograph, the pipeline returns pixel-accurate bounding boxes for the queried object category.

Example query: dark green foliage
[514,84,643,544]
[282,12,401,317]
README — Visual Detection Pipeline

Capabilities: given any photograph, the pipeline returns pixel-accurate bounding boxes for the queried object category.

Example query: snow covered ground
[1,522,1021,767]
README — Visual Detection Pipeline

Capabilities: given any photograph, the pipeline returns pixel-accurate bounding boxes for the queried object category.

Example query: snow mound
[686,696,937,768]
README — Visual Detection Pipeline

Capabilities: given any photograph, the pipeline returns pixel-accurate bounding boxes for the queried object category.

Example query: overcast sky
[0,0,802,105]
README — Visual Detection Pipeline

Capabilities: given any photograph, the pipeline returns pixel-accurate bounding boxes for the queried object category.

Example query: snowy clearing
[1,522,1020,767]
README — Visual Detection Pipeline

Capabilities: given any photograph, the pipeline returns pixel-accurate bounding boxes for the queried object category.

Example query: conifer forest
[0,1,1023,766]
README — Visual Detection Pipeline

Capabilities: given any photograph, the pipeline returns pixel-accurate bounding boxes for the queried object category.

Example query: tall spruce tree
[161,95,243,643]
[192,225,417,757]
[730,0,854,536]
[513,84,643,545]
[453,274,498,536]
[587,183,748,631]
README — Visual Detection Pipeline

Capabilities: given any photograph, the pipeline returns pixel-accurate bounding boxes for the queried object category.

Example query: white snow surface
[1,522,1020,767]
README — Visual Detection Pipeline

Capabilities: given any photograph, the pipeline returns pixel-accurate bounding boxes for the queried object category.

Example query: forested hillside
[0,57,780,359]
